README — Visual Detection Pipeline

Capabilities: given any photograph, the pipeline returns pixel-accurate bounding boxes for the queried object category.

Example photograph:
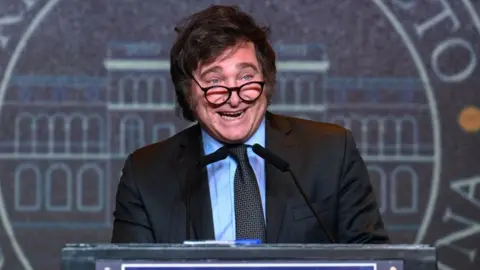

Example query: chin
[206,108,262,143]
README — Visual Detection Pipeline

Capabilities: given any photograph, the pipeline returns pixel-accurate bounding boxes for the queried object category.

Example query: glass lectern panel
[95,261,404,270]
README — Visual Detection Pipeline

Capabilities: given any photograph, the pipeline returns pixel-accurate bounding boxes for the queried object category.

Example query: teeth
[220,111,244,119]
[222,111,242,115]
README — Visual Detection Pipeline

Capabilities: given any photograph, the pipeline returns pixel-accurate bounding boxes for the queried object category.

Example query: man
[111,5,389,244]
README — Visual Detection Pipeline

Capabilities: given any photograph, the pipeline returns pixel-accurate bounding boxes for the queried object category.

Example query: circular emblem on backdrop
[373,1,480,270]
[0,0,478,269]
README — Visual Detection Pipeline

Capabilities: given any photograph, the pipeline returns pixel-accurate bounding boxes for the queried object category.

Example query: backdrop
[0,0,479,269]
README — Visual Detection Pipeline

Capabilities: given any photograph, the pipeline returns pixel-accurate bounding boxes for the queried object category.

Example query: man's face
[191,41,268,144]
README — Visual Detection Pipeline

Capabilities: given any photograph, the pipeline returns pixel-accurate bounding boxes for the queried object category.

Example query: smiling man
[111,5,389,244]
[190,42,267,144]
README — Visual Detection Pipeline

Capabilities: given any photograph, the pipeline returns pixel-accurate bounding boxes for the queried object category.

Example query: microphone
[251,144,336,243]
[185,146,229,240]
[251,144,289,172]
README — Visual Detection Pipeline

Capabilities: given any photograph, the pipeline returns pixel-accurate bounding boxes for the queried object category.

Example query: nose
[227,89,241,106]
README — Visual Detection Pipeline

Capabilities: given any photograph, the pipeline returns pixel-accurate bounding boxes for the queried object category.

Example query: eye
[208,78,220,84]
[242,74,253,80]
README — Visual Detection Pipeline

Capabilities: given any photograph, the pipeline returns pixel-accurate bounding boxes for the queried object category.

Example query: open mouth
[217,109,246,120]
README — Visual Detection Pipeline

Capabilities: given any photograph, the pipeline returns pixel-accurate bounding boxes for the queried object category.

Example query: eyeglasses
[192,78,265,106]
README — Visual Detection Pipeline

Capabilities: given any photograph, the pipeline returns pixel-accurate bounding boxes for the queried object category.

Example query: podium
[61,244,437,270]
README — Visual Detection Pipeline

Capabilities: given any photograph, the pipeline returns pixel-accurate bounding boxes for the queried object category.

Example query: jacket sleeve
[336,130,390,244]
[111,154,155,243]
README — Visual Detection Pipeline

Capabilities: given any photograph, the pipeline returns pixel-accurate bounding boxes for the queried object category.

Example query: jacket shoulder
[272,113,354,157]
[277,113,349,139]
[126,123,198,166]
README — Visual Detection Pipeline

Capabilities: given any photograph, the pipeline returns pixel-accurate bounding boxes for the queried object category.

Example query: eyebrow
[236,62,260,72]
[199,62,260,78]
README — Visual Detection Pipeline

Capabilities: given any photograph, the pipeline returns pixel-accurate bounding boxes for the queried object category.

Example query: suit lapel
[176,124,215,241]
[264,112,297,243]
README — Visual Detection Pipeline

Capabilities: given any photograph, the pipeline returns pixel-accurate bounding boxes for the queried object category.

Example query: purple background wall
[0,0,479,269]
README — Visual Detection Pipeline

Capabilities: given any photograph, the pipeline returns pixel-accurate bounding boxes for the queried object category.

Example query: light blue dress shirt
[201,118,266,241]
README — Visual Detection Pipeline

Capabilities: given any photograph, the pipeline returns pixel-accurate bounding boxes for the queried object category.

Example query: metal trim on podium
[61,244,437,270]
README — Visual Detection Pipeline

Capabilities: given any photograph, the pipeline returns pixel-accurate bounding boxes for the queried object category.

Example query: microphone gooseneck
[252,144,289,172]
[251,143,336,243]
[185,146,228,241]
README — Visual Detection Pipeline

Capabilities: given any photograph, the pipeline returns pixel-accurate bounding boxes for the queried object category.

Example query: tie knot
[227,144,249,163]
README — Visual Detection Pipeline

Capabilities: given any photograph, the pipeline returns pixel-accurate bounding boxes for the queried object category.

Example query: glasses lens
[239,82,263,101]
[204,82,263,105]
[205,87,229,104]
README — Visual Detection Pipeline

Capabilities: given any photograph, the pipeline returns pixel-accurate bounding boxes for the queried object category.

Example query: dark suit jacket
[111,112,389,244]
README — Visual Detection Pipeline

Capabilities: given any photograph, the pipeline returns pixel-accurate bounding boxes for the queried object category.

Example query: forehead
[196,42,259,75]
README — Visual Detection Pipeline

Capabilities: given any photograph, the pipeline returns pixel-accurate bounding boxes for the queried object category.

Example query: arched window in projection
[396,116,419,156]
[272,75,289,105]
[390,165,419,214]
[361,116,384,156]
[84,114,105,153]
[120,114,145,154]
[45,163,73,212]
[14,113,50,153]
[148,75,170,105]
[118,75,137,104]
[293,75,318,105]
[118,74,172,105]
[66,113,105,153]
[14,112,36,153]
[14,163,41,212]
[76,164,104,212]
[49,113,70,153]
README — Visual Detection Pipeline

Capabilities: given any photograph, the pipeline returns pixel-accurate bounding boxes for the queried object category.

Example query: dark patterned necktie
[228,144,266,242]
